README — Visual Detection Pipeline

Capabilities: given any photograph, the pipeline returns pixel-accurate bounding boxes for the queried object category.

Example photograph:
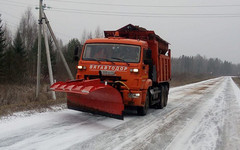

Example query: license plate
[100,70,116,76]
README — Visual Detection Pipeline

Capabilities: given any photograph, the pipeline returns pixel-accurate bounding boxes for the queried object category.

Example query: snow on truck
[50,24,171,119]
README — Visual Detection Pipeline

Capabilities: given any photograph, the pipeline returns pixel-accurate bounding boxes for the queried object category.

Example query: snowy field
[0,76,240,150]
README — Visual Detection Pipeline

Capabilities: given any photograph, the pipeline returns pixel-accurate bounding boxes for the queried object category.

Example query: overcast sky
[0,0,240,64]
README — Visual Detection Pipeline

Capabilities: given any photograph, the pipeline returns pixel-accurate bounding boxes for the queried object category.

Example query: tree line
[0,8,239,85]
[172,55,240,76]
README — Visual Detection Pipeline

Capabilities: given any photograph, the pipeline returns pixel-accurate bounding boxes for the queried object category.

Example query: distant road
[0,77,240,150]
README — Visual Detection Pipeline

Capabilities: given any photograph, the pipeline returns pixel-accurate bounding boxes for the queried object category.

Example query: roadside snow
[0,104,66,122]
[166,77,240,150]
[0,110,126,150]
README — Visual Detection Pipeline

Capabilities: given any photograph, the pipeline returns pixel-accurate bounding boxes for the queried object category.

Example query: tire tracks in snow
[217,78,240,150]
[67,77,224,150]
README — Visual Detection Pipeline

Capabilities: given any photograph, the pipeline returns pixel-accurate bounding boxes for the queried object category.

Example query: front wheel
[155,85,165,109]
[164,86,169,107]
[137,91,149,116]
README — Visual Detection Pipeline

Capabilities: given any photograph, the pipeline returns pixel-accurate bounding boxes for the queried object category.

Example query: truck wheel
[137,91,149,116]
[164,86,169,107]
[155,86,164,109]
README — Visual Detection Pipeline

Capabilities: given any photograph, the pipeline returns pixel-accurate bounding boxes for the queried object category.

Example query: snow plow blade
[50,79,124,120]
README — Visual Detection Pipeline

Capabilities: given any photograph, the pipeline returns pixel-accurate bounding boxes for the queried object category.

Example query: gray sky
[0,0,240,64]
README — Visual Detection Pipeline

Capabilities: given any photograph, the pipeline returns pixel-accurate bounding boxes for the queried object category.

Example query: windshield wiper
[83,58,101,64]
[110,57,129,66]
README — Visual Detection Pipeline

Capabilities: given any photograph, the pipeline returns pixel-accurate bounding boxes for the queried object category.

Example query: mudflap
[50,79,124,120]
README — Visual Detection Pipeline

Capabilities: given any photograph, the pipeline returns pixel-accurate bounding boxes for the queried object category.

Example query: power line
[52,7,240,16]
[0,1,30,8]
[49,0,240,8]
[1,1,239,19]
[1,0,239,18]
[0,10,22,20]
[49,8,240,18]
[0,12,19,27]
[0,0,30,5]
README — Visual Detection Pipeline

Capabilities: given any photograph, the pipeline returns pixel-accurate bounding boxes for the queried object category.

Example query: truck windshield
[82,44,141,63]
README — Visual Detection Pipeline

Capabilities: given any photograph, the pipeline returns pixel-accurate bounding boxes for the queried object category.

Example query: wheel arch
[143,79,153,90]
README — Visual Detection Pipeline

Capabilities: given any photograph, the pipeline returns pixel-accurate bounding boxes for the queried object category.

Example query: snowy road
[1,77,240,150]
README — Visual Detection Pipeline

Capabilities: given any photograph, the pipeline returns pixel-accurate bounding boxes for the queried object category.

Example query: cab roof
[85,38,148,47]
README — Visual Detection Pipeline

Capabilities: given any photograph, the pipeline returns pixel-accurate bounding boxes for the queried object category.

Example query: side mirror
[143,49,152,64]
[74,46,79,61]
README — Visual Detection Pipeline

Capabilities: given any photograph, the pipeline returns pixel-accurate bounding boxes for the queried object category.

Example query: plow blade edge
[50,79,124,120]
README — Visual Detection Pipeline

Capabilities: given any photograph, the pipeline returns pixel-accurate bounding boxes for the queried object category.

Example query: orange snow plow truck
[51,24,171,120]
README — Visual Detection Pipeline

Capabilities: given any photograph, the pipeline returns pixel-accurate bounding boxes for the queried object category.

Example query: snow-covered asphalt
[0,77,240,150]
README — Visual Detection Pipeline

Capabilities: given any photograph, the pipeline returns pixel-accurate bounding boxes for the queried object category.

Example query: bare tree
[87,31,93,40]
[94,26,103,38]
[18,8,37,52]
[80,29,87,44]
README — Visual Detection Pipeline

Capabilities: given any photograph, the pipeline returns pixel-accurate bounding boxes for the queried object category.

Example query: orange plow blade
[50,79,124,120]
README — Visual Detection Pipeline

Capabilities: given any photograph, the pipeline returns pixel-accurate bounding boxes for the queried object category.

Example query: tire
[164,85,169,107]
[155,85,165,109]
[137,91,149,116]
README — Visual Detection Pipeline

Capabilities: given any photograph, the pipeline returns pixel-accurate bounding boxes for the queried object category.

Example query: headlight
[130,68,139,73]
[128,93,140,98]
[77,66,86,70]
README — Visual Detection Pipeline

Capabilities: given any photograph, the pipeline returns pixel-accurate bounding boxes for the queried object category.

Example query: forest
[0,9,240,114]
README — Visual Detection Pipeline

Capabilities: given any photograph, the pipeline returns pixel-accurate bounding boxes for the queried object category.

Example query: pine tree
[0,15,6,82]
[12,31,27,81]
[65,38,81,62]
[65,38,81,75]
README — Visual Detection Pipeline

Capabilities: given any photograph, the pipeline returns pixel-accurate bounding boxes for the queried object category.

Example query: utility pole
[36,0,74,99]
[36,0,43,99]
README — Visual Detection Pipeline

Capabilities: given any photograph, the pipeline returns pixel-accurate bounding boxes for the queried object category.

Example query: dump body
[51,24,171,119]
